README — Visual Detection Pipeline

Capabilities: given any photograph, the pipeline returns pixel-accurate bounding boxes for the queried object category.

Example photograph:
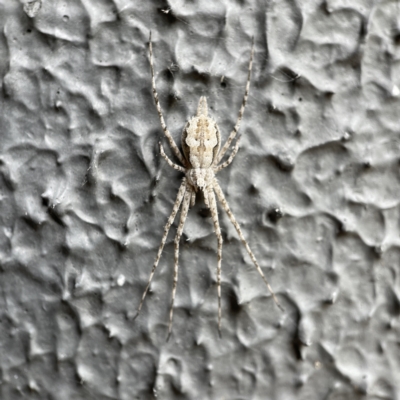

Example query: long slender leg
[214,136,241,173]
[167,188,192,341]
[160,143,185,172]
[212,179,283,310]
[133,179,187,319]
[216,37,254,164]
[149,32,186,166]
[206,186,224,337]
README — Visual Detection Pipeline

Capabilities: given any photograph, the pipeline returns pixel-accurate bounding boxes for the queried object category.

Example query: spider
[134,33,282,340]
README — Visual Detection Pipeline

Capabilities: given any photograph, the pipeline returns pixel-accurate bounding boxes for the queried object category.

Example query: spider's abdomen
[181,97,221,169]
[185,116,218,168]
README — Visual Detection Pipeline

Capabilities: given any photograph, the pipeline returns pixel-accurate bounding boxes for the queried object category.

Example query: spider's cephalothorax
[133,33,283,340]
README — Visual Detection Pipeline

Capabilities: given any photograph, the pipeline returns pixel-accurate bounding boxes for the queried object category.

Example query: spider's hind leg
[216,37,254,164]
[214,136,241,173]
[149,32,186,166]
[160,143,185,172]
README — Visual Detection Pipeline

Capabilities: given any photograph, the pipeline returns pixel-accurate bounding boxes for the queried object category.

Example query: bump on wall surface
[1,0,400,399]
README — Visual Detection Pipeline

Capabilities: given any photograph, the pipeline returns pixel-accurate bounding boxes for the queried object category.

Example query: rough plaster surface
[1,0,400,399]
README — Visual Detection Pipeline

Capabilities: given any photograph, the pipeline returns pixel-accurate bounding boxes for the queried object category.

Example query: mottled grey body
[134,33,282,340]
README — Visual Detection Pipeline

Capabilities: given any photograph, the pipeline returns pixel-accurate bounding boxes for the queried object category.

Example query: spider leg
[206,186,223,337]
[190,190,196,207]
[214,136,241,173]
[160,143,185,172]
[216,37,254,164]
[167,187,192,341]
[212,178,283,311]
[133,178,188,320]
[149,32,186,166]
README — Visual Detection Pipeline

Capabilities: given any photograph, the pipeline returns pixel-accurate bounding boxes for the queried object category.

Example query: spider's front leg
[206,185,224,337]
[133,178,188,320]
[167,187,192,341]
[212,178,283,311]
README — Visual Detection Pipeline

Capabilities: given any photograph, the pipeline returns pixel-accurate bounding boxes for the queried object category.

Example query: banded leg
[207,187,224,337]
[212,179,283,310]
[167,188,192,341]
[160,143,185,172]
[214,136,241,173]
[216,37,255,164]
[149,32,186,166]
[133,179,187,319]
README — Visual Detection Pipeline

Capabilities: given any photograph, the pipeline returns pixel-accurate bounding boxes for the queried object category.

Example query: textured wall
[1,0,400,399]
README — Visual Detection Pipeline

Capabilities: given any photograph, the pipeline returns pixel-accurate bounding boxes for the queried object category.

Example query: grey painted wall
[1,0,400,399]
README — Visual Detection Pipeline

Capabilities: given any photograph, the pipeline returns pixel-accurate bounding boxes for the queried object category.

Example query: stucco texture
[1,0,400,399]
